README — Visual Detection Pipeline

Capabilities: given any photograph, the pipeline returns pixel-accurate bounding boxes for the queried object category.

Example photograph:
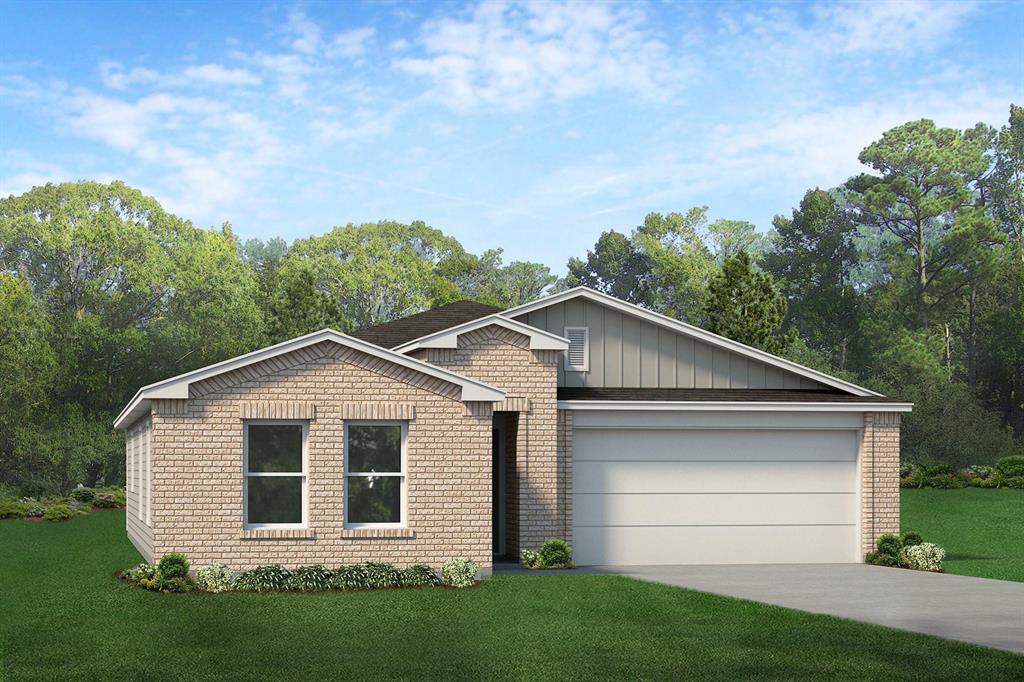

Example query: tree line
[1,106,1021,493]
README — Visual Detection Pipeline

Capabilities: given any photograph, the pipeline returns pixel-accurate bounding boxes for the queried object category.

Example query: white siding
[125,417,154,562]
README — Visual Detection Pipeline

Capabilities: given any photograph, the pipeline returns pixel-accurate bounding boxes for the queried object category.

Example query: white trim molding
[504,287,883,398]
[242,420,309,530]
[392,314,570,354]
[558,400,913,413]
[343,420,408,530]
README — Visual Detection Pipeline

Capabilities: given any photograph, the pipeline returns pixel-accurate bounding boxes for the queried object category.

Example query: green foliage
[158,553,190,580]
[900,543,946,572]
[235,564,292,592]
[363,562,402,589]
[1002,476,1024,489]
[901,532,924,547]
[520,549,540,569]
[875,534,903,558]
[436,248,557,308]
[400,564,441,588]
[125,563,157,583]
[0,499,28,518]
[864,551,900,567]
[334,564,368,590]
[567,230,655,307]
[288,565,335,591]
[196,564,234,593]
[995,456,1024,478]
[441,558,478,588]
[69,487,95,503]
[538,539,574,568]
[42,503,77,521]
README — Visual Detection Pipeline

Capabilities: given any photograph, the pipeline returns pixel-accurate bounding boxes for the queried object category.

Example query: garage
[571,410,862,566]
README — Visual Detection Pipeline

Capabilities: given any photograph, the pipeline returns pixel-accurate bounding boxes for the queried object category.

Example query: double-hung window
[344,422,406,528]
[244,421,307,528]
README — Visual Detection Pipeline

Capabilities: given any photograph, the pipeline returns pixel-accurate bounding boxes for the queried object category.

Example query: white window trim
[243,420,309,530]
[343,420,407,529]
[564,326,590,372]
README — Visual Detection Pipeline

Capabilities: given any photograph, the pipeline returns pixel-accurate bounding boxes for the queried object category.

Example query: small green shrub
[92,493,119,508]
[520,549,540,568]
[920,462,955,476]
[995,455,1024,478]
[235,564,291,592]
[401,564,441,587]
[334,564,368,590]
[901,531,923,547]
[1002,475,1024,489]
[42,503,77,521]
[899,462,913,478]
[196,564,234,593]
[289,565,335,591]
[364,562,402,589]
[970,477,998,488]
[0,499,28,518]
[158,576,195,593]
[69,486,95,503]
[158,553,190,580]
[95,486,126,506]
[928,473,966,489]
[442,558,478,588]
[901,543,946,572]
[865,551,899,567]
[875,534,902,557]
[538,539,573,568]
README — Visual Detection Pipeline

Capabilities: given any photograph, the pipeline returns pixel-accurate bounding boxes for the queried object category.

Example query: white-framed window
[243,420,308,529]
[344,421,407,528]
[564,326,589,372]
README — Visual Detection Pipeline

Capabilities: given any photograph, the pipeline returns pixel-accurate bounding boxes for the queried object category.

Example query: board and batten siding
[125,416,154,562]
[513,298,827,390]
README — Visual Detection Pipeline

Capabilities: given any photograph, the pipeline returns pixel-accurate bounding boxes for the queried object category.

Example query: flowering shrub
[901,543,946,572]
[441,558,478,588]
[520,549,540,568]
[196,564,234,593]
[125,563,157,583]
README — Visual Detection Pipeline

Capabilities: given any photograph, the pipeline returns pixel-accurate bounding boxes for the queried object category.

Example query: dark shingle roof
[557,388,900,403]
[350,300,502,349]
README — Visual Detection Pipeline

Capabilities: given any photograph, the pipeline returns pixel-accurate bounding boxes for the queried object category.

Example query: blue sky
[1,0,1021,272]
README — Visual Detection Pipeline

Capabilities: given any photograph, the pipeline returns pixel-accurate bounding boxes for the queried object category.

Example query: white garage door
[572,416,861,566]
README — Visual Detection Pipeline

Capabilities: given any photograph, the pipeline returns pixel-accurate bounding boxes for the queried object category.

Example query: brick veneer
[860,412,901,555]
[412,324,567,549]
[147,340,493,571]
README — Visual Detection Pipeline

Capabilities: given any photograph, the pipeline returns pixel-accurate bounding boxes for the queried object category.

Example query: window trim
[564,326,590,372]
[242,419,309,530]
[343,420,408,529]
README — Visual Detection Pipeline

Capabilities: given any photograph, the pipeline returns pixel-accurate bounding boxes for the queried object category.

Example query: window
[344,422,406,527]
[244,421,307,528]
[564,326,589,371]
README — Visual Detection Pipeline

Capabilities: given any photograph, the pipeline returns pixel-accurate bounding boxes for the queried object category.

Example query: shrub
[899,462,913,478]
[157,576,195,593]
[920,462,955,477]
[125,563,156,583]
[538,539,573,568]
[442,558,478,588]
[42,503,77,521]
[20,498,44,517]
[334,564,368,591]
[901,531,923,547]
[401,564,441,587]
[289,565,335,591]
[235,564,292,592]
[196,564,234,593]
[92,493,120,508]
[95,486,126,506]
[158,553,190,580]
[1002,476,1024,489]
[520,549,540,568]
[962,464,993,479]
[875,534,902,557]
[865,551,899,567]
[995,455,1024,478]
[0,499,28,518]
[69,486,95,503]
[901,543,946,572]
[927,473,966,489]
[970,477,998,488]
[364,562,402,589]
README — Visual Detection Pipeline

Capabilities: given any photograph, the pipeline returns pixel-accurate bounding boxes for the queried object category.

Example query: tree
[700,251,795,354]
[435,248,557,308]
[989,104,1024,258]
[706,218,771,263]
[265,260,349,342]
[764,189,862,369]
[846,119,1001,328]
[566,230,654,306]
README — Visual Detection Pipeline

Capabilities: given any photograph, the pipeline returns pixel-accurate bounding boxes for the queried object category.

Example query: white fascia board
[392,314,570,353]
[557,400,913,413]
[114,328,505,429]
[505,287,882,398]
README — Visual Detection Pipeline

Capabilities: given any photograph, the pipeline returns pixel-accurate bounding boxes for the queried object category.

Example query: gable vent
[564,327,589,371]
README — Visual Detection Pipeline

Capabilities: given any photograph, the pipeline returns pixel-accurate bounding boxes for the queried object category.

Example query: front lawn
[902,488,1024,583]
[1,513,1021,679]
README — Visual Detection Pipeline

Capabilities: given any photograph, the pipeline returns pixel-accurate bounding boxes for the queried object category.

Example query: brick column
[860,412,901,556]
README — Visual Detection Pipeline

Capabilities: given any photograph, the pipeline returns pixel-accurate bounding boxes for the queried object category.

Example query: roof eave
[557,400,913,412]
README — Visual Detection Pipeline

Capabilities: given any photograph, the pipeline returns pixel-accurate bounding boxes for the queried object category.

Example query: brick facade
[146,340,493,571]
[860,412,901,555]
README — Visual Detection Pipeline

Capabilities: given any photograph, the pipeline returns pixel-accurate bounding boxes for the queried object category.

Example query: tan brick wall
[413,324,566,549]
[148,341,492,571]
[860,412,901,555]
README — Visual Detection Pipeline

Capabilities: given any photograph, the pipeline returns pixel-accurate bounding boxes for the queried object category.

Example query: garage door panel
[574,492,857,526]
[573,525,859,566]
[574,460,857,494]
[575,429,859,462]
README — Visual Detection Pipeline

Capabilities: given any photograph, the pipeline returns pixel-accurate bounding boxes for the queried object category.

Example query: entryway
[492,411,518,561]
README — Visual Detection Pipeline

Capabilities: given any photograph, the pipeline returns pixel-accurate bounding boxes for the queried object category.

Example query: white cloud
[396,0,691,110]
[815,0,978,55]
[99,60,261,90]
[182,64,261,86]
[283,9,375,59]
[328,27,376,58]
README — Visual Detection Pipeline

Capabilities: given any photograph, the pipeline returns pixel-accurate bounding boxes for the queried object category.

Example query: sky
[1,0,1021,272]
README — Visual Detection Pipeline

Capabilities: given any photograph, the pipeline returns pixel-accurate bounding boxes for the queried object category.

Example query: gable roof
[114,329,506,430]
[392,314,570,353]
[351,300,501,349]
[502,286,882,398]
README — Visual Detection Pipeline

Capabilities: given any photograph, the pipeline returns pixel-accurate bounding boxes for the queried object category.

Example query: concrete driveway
[591,564,1024,654]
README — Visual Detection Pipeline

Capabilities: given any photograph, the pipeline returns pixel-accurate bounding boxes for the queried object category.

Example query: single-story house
[115,286,910,572]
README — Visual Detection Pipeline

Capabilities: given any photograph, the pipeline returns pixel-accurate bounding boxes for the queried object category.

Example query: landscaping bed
[0,485,125,521]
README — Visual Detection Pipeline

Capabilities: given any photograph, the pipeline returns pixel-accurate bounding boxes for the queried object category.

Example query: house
[115,287,910,571]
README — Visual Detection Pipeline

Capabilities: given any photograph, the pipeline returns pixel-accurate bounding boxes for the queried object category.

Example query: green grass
[902,487,1024,583]
[1,513,1022,680]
